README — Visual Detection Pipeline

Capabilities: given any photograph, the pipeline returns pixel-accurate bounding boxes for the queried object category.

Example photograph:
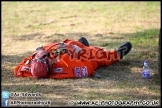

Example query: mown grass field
[2,1,161,107]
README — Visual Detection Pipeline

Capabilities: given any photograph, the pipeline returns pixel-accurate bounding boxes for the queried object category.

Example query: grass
[2,1,161,107]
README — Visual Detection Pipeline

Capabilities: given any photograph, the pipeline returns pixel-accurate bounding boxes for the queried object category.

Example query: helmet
[31,58,49,79]
[31,49,49,79]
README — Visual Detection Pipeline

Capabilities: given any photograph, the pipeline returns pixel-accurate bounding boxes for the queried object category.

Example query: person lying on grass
[14,37,132,79]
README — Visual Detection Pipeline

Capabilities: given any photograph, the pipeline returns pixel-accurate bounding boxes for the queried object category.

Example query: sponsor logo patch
[75,67,81,77]
[54,68,63,72]
[81,66,88,77]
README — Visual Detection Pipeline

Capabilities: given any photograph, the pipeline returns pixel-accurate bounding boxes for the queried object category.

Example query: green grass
[2,1,161,107]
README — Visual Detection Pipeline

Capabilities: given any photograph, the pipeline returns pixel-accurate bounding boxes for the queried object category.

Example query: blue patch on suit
[75,67,81,77]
